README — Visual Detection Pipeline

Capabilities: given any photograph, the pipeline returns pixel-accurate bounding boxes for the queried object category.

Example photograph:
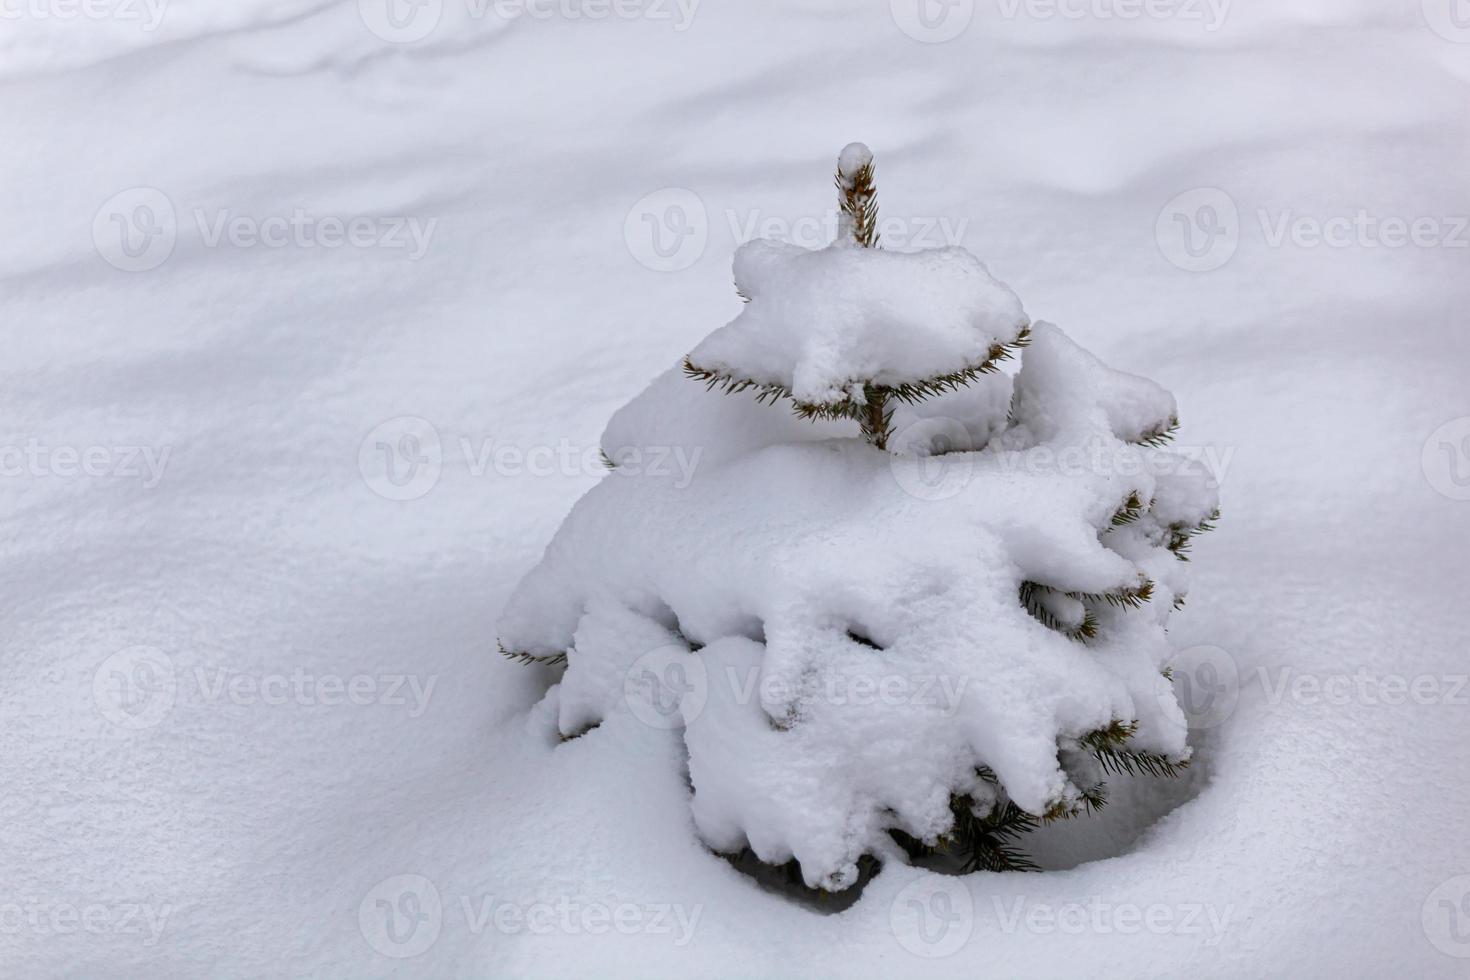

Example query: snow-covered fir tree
[500,144,1219,892]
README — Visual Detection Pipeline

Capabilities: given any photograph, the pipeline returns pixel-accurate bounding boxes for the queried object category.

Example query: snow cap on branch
[687,239,1030,408]
[836,141,873,190]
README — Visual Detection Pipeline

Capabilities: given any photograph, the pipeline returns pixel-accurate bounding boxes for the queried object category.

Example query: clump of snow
[602,365,852,471]
[1007,322,1178,445]
[836,141,874,186]
[687,239,1029,407]
[504,305,1216,888]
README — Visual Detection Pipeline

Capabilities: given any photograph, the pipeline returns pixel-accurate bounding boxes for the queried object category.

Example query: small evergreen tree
[501,145,1219,889]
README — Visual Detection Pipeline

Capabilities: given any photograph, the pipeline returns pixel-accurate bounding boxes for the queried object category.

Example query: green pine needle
[681,326,1032,446]
[1109,491,1147,528]
[498,640,567,667]
[1132,416,1180,448]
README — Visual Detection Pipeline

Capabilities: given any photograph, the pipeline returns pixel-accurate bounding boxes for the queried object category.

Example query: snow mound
[686,239,1030,407]
[1009,322,1179,445]
[502,318,1218,890]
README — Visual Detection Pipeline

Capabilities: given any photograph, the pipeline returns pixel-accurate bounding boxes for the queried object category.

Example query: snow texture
[5,2,1469,977]
[687,239,1029,406]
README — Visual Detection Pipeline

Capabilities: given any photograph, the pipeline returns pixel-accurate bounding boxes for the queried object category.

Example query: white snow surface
[3,2,1469,977]
[688,238,1028,405]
